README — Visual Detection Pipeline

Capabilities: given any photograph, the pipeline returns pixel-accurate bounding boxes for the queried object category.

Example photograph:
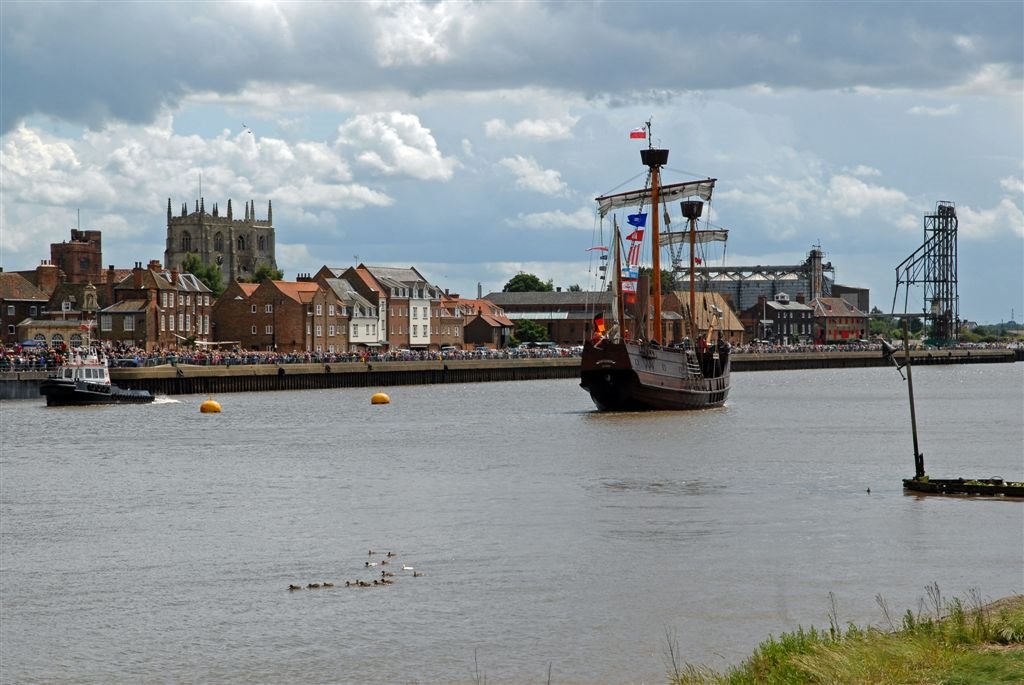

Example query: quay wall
[1,349,1015,399]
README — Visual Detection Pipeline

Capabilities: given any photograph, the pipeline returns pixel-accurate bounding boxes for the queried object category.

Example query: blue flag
[627,213,647,228]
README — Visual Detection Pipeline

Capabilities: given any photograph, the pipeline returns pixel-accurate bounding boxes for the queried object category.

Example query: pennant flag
[694,257,702,265]
[625,227,645,242]
[630,128,646,139]
[627,213,647,228]
[627,242,642,266]
[594,312,606,334]
[585,246,609,252]
[621,266,638,280]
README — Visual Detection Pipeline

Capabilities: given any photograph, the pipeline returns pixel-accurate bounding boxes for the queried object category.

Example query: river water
[1,364,1022,684]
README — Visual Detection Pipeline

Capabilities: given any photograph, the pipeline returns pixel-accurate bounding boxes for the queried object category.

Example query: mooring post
[902,319,925,479]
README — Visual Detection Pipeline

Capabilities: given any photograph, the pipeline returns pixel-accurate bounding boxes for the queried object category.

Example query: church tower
[164,197,278,287]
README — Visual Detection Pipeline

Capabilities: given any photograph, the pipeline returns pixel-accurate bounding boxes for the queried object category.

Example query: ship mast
[681,199,704,337]
[640,122,668,345]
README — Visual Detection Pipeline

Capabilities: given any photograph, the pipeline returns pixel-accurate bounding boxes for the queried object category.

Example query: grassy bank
[669,586,1024,685]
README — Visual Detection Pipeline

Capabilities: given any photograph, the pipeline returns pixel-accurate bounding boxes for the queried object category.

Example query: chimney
[36,261,60,295]
[795,293,805,304]
[170,267,179,285]
[133,262,143,288]
[477,282,482,299]
[148,259,162,271]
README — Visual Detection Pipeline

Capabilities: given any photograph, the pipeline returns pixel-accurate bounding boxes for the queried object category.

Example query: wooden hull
[40,379,155,406]
[580,339,730,411]
[903,477,1024,498]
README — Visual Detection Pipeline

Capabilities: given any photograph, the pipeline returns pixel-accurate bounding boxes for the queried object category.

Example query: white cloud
[957,198,1024,239]
[498,155,569,196]
[826,175,909,218]
[337,111,457,181]
[374,0,464,67]
[907,104,959,117]
[952,35,977,54]
[1000,176,1024,196]
[484,116,579,140]
[505,206,593,230]
[947,63,1021,96]
[276,242,320,274]
[848,165,881,178]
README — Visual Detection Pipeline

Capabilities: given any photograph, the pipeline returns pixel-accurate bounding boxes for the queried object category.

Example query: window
[305,323,311,335]
[328,325,335,336]
[315,324,322,336]
[100,315,112,331]
[266,325,273,335]
[353,324,359,336]
[412,325,418,336]
[204,295,210,307]
[124,317,135,332]
[214,232,224,251]
[181,231,192,252]
[316,304,322,315]
[161,315,166,331]
[162,292,168,308]
[412,308,417,320]
[178,313,184,330]
[186,295,191,306]
[258,235,266,251]
[265,304,273,313]
[169,315,175,331]
[178,294,184,306]
[237,235,246,250]
[251,304,257,314]
[328,345,335,353]
[30,306,37,316]
[51,333,64,346]
[251,325,257,335]
[328,304,335,317]
[6,305,13,316]
[185,314,191,331]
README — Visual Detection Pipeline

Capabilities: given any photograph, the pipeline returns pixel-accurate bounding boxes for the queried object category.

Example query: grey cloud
[3,1,1021,134]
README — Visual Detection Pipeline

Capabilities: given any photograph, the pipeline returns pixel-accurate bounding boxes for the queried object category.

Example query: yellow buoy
[200,398,222,413]
[371,392,391,405]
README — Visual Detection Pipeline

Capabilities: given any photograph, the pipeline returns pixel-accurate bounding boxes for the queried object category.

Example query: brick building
[101,260,213,351]
[211,280,329,353]
[809,296,867,344]
[0,271,52,345]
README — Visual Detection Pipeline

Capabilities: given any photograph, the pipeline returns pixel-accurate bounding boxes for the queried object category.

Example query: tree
[567,284,582,292]
[181,253,225,298]
[512,319,548,344]
[503,272,553,293]
[248,263,285,284]
[638,267,678,294]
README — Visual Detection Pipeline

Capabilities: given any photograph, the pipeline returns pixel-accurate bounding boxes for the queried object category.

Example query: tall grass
[669,585,1024,685]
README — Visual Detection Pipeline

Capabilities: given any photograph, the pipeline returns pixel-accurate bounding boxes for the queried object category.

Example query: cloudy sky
[2,1,1021,323]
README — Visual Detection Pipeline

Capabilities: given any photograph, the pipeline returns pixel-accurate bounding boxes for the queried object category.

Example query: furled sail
[596,179,716,218]
[659,229,728,246]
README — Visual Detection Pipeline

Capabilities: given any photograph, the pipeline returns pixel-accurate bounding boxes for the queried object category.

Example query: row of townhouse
[2,259,513,353]
[211,265,512,353]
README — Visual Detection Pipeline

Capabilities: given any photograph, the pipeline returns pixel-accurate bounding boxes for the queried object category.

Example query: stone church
[164,197,278,287]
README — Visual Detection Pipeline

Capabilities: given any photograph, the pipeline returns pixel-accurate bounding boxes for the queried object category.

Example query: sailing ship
[580,123,731,411]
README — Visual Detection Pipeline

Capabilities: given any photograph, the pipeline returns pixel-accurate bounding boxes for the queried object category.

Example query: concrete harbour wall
[1,349,1014,400]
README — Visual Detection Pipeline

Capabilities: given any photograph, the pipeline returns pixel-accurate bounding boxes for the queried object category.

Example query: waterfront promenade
[1,347,1015,399]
